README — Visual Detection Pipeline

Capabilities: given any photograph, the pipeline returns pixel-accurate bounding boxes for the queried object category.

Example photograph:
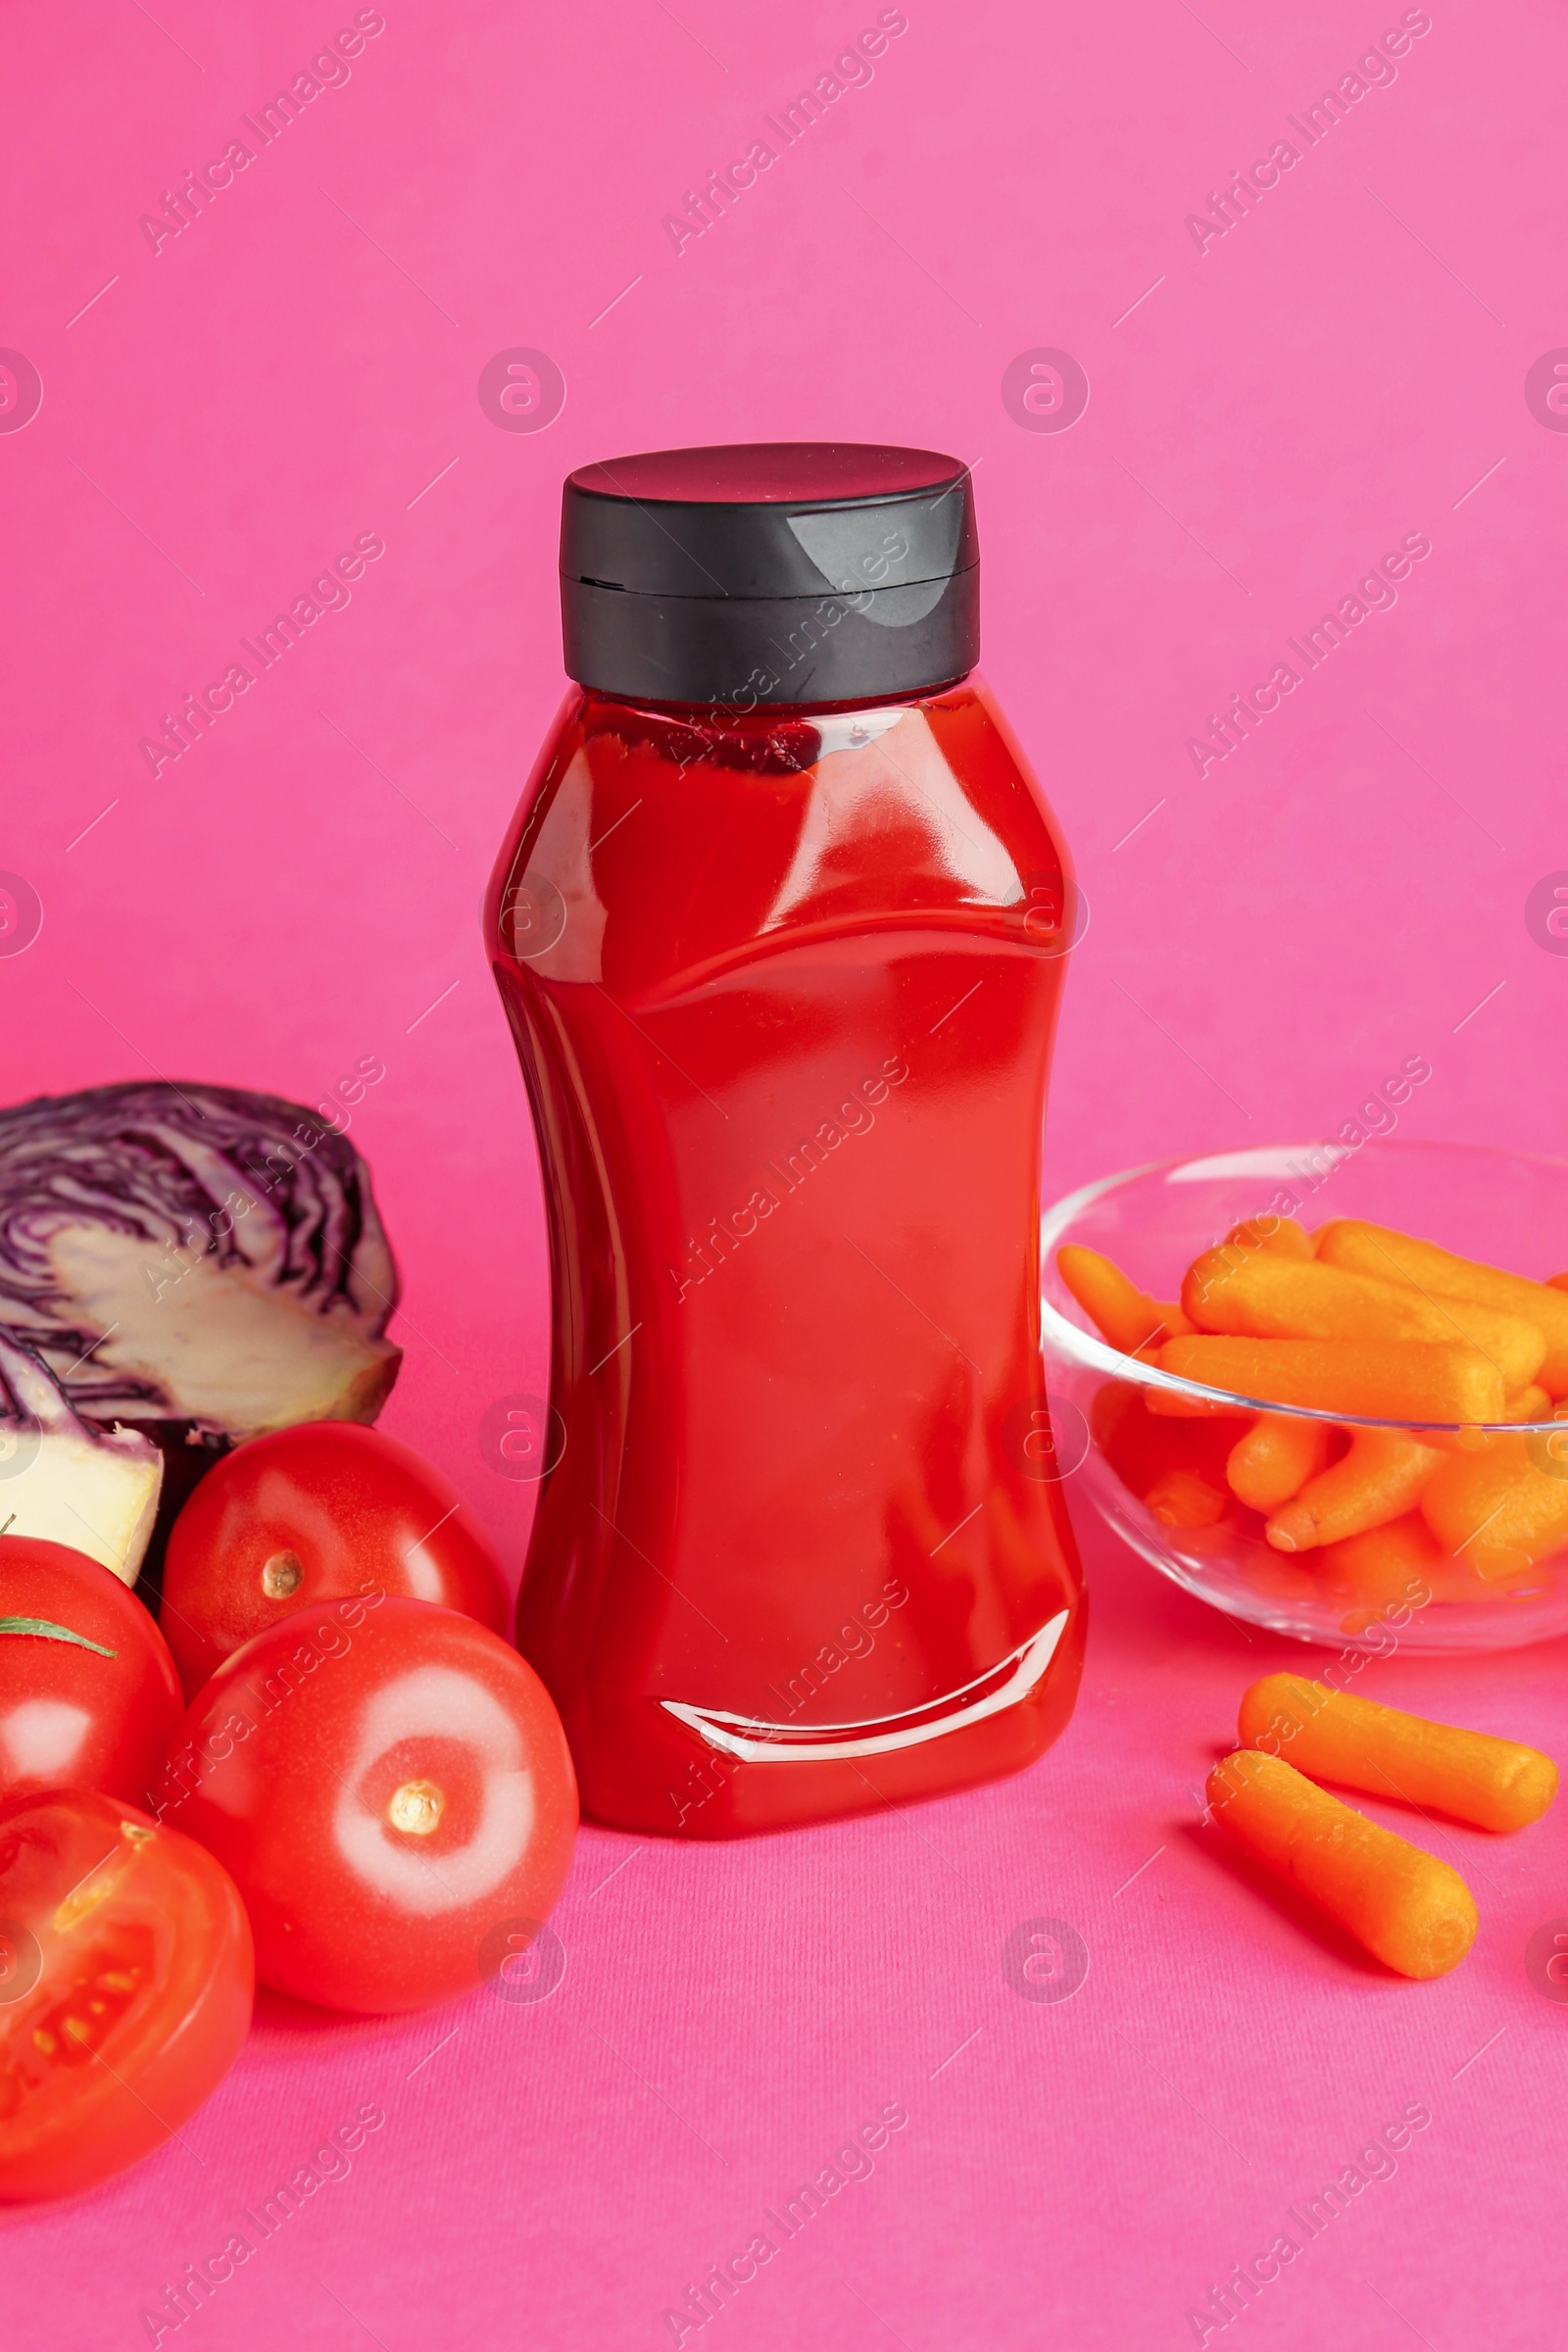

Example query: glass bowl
[1039,1141,1568,1652]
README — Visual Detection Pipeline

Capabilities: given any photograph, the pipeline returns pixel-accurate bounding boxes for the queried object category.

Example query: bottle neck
[572,670,975,729]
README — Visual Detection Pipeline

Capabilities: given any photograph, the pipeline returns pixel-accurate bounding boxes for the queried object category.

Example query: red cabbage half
[0,1081,402,1440]
[0,1332,164,1585]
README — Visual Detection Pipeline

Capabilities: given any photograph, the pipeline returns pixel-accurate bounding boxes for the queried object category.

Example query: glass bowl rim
[1039,1137,1568,1438]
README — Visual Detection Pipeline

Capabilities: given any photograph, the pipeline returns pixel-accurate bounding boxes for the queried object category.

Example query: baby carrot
[1317,1513,1445,1618]
[1181,1248,1546,1393]
[1500,1385,1553,1423]
[1420,1436,1568,1580]
[1091,1379,1142,1454]
[1151,1337,1505,1425]
[1100,1390,1241,1501]
[1237,1673,1558,1833]
[1317,1220,1568,1395]
[1056,1246,1192,1355]
[1226,1414,1335,1513]
[1145,1465,1229,1528]
[1205,1749,1477,1978]
[1224,1215,1314,1260]
[1266,1429,1445,1552]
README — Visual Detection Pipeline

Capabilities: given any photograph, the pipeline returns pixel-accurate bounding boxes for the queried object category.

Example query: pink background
[4,0,1568,2343]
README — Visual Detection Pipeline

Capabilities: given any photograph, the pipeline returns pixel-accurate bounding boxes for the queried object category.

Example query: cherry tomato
[167,1596,576,2014]
[0,1538,184,1809]
[161,1421,510,1695]
[0,1790,253,2200]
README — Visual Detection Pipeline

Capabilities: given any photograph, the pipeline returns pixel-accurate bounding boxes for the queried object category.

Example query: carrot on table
[1056,1245,1192,1356]
[1205,1748,1477,1978]
[1180,1247,1546,1394]
[1266,1429,1444,1552]
[1316,1220,1568,1396]
[1420,1435,1568,1580]
[1150,1336,1506,1426]
[1226,1414,1335,1513]
[1237,1673,1557,1833]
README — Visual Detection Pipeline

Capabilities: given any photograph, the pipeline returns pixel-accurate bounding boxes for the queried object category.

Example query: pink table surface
[4,0,1567,2343]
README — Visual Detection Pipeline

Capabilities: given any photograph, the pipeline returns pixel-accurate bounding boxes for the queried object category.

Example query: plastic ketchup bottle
[487,443,1084,1837]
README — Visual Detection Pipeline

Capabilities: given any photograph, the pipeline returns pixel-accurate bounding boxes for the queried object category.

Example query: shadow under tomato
[248,1982,424,2050]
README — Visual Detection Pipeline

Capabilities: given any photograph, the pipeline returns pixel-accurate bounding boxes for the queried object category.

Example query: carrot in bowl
[1056,1245,1191,1357]
[1266,1429,1444,1552]
[1419,1435,1568,1581]
[1205,1749,1476,1978]
[1145,1465,1229,1529]
[1236,1673,1557,1833]
[1316,1513,1446,1619]
[1150,1337,1505,1427]
[1098,1386,1238,1490]
[1316,1220,1568,1396]
[1224,1215,1314,1260]
[1225,1414,1335,1513]
[1180,1248,1545,1394]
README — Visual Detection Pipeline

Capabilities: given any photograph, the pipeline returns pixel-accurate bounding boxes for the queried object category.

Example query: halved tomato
[0,1790,253,2199]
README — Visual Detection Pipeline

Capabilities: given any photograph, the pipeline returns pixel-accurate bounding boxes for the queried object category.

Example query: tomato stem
[0,1616,118,1657]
